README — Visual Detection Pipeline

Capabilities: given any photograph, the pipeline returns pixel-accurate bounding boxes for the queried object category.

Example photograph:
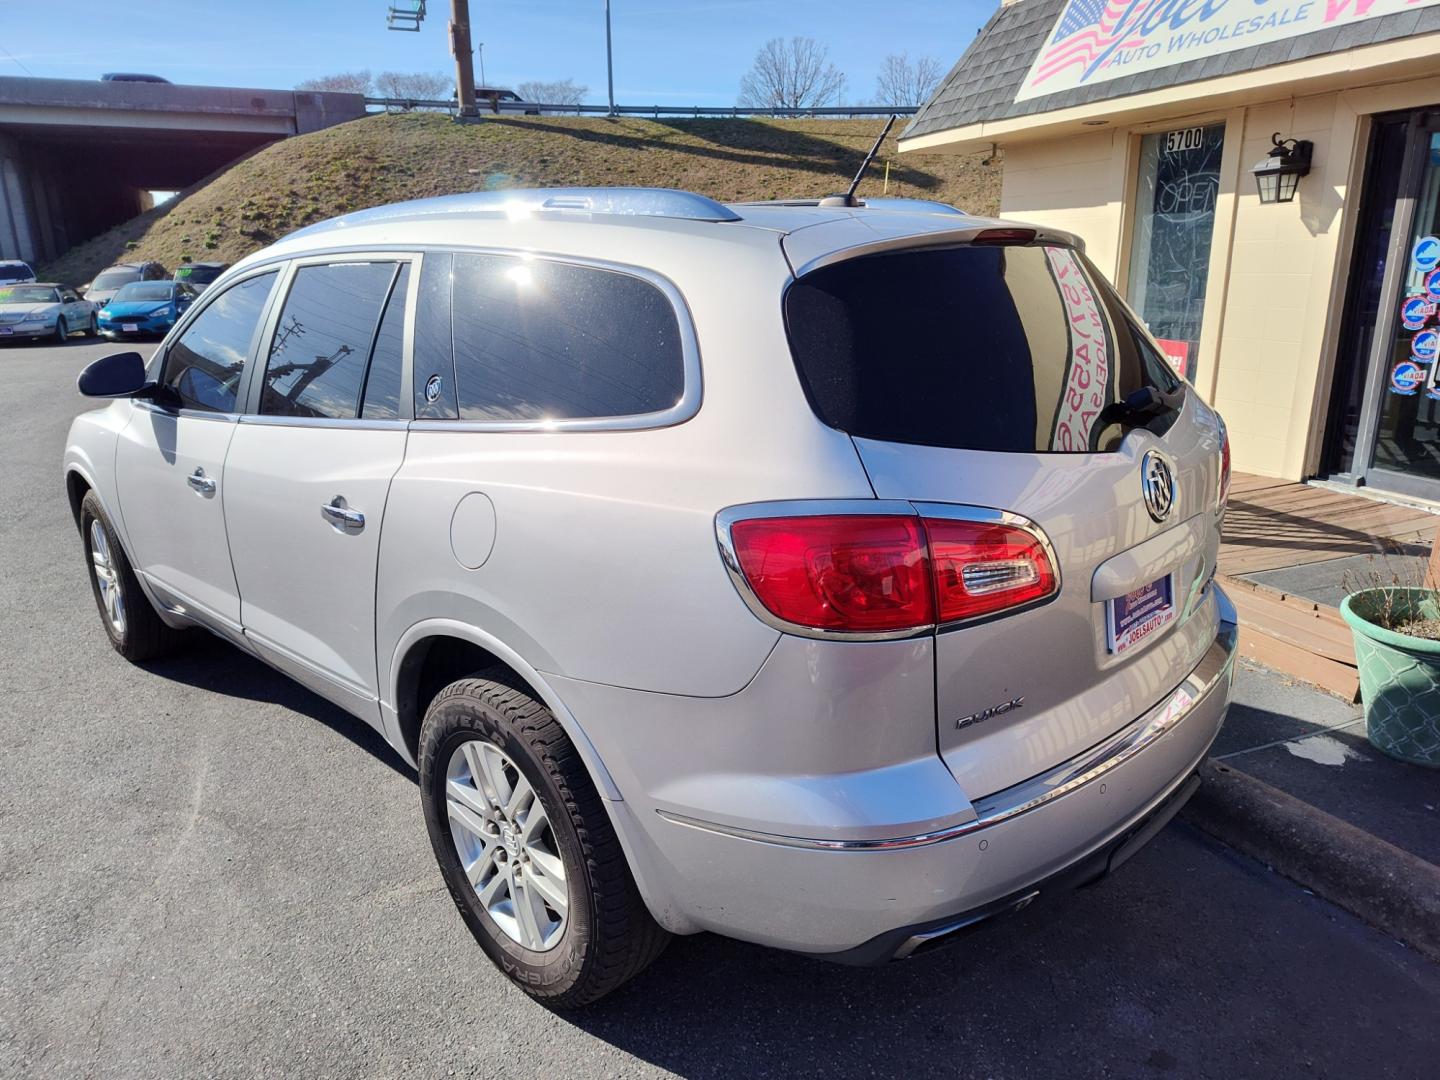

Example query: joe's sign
[1015,0,1439,103]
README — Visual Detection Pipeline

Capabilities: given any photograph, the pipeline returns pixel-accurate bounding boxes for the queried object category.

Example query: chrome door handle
[321,497,365,532]
[187,468,216,495]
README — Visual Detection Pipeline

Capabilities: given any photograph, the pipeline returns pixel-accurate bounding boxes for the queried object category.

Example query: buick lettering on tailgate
[1108,576,1176,654]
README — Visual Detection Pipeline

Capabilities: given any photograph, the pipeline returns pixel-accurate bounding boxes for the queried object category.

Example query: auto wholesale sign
[1014,0,1440,103]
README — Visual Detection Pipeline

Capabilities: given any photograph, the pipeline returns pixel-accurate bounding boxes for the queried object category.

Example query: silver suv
[65,188,1237,1006]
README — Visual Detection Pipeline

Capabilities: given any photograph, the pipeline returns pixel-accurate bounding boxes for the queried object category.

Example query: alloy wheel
[89,519,126,636]
[445,740,569,951]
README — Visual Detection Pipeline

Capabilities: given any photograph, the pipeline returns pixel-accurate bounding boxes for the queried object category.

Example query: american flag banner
[1013,0,1439,103]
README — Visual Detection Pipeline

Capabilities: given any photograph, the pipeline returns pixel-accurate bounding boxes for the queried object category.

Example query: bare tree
[737,37,846,112]
[374,70,451,102]
[874,53,944,106]
[296,70,373,95]
[516,78,589,113]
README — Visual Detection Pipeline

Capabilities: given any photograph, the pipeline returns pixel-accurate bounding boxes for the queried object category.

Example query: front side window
[448,254,685,422]
[161,270,278,412]
[260,261,400,420]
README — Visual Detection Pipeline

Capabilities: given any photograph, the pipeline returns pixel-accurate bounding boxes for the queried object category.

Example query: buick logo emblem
[1141,451,1176,522]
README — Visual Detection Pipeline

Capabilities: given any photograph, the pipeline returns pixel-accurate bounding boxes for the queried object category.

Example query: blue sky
[1,1,993,105]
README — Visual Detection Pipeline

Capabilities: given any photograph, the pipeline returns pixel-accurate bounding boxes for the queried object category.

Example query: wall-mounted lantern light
[1252,133,1313,204]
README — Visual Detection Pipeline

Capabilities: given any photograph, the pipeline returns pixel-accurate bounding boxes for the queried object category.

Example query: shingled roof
[904,0,1440,142]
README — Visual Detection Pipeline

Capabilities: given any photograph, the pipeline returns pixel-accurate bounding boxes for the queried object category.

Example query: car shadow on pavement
[140,633,418,782]
[551,826,1440,1079]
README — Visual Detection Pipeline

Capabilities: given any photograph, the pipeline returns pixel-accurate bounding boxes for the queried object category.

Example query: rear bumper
[595,588,1237,953]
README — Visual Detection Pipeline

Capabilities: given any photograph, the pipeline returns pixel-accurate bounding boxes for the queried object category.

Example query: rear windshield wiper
[1100,385,1184,430]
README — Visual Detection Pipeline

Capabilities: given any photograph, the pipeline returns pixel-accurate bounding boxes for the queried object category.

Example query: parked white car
[63,188,1237,1006]
[0,283,96,342]
[0,260,36,285]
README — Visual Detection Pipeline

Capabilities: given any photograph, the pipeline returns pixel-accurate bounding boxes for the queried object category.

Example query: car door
[114,267,282,638]
[221,255,416,728]
[60,288,86,325]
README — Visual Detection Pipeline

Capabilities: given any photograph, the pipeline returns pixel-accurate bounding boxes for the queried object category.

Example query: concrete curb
[1181,759,1440,962]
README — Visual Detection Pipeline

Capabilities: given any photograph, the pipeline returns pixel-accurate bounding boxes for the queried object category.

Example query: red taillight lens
[925,518,1058,623]
[727,515,933,633]
[1218,419,1232,511]
[724,511,1060,634]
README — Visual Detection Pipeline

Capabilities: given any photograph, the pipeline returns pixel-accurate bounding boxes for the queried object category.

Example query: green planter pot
[1340,588,1440,768]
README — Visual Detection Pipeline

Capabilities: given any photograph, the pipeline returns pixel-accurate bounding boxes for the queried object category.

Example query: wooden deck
[1218,473,1438,698]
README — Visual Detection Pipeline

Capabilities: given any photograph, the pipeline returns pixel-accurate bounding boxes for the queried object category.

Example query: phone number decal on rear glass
[1045,246,1111,452]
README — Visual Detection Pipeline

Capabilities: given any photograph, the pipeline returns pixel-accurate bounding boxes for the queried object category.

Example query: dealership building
[902,0,1440,501]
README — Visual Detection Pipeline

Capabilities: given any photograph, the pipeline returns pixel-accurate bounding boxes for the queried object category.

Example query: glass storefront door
[1346,111,1440,502]
[1125,123,1225,383]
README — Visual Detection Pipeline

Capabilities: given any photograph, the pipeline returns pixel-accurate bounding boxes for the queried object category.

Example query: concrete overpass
[0,76,365,268]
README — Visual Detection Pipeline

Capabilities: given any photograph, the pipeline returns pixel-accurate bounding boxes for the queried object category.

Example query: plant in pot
[1340,552,1440,768]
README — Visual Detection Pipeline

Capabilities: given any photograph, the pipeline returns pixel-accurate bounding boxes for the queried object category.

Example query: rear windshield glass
[0,265,32,283]
[92,269,141,290]
[113,282,173,302]
[784,244,1182,454]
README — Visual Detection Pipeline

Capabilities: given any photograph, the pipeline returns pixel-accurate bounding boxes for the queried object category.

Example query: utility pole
[477,41,486,87]
[605,0,616,116]
[451,0,478,117]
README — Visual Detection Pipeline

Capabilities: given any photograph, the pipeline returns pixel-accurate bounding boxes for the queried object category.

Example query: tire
[419,670,669,1007]
[87,313,99,338]
[53,316,67,343]
[79,490,190,662]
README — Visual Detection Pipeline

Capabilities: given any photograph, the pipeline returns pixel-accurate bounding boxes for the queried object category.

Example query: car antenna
[820,114,898,208]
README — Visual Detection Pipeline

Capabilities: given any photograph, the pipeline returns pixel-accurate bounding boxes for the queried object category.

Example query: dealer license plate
[1106,575,1176,655]
[122,323,139,332]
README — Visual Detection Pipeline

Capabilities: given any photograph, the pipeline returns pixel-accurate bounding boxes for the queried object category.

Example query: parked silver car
[64,188,1237,1006]
[0,283,96,342]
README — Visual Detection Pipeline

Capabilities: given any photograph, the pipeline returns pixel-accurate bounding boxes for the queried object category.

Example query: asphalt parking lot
[3,338,1438,1079]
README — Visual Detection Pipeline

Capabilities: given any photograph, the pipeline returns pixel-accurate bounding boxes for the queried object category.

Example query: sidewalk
[1185,659,1440,958]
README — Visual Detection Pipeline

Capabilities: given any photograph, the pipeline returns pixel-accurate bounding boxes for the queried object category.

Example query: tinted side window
[260,262,397,420]
[361,263,409,420]
[450,254,685,422]
[162,270,278,412]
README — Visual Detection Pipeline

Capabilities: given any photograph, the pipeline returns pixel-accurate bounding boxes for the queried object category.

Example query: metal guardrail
[363,97,918,119]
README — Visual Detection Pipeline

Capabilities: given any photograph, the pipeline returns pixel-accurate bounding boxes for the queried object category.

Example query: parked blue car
[97,280,198,339]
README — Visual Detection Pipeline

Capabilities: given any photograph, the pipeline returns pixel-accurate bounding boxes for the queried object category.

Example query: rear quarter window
[430,253,685,423]
[784,244,1181,454]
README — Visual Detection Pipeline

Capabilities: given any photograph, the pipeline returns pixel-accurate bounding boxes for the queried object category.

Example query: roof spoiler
[784,219,1084,278]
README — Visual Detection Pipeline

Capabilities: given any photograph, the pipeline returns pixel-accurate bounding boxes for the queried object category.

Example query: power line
[0,46,34,77]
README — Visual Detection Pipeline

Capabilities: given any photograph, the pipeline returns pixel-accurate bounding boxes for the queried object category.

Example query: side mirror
[77,351,150,398]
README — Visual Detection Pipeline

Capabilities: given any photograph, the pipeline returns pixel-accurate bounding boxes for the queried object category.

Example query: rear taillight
[727,515,932,633]
[926,518,1058,623]
[721,508,1058,637]
[1217,418,1231,511]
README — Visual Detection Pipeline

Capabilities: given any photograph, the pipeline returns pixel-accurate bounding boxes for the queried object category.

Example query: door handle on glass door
[187,468,216,495]
[321,497,365,532]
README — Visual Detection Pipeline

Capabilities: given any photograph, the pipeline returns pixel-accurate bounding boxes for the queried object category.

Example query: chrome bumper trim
[656,607,1237,853]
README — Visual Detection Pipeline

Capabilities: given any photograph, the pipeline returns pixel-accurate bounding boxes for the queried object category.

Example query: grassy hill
[41,112,999,286]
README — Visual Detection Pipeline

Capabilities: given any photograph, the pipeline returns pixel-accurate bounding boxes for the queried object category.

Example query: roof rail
[731,197,966,216]
[291,187,741,238]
